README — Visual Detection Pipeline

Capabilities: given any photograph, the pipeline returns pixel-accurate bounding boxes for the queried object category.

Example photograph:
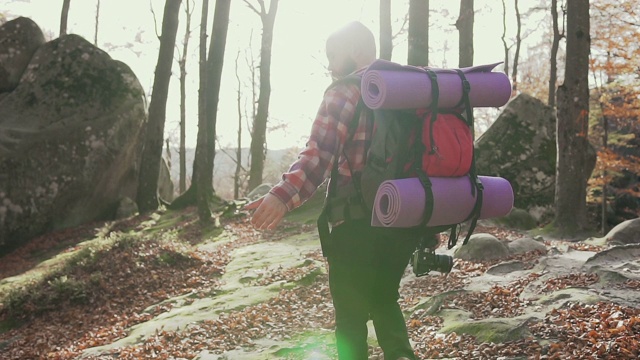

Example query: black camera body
[411,248,454,277]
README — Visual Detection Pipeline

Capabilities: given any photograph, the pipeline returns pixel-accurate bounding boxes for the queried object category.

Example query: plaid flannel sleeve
[269,83,360,211]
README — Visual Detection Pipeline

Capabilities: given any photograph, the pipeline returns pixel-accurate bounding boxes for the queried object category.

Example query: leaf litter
[0,212,638,359]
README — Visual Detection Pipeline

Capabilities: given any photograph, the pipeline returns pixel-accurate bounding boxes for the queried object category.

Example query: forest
[2,0,637,231]
[0,0,639,359]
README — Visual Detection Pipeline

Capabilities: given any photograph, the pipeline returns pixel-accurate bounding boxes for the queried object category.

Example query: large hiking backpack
[318,68,483,250]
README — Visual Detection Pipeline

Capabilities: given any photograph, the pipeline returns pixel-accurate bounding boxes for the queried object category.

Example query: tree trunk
[500,0,509,76]
[234,52,243,199]
[408,0,429,66]
[247,0,279,192]
[192,0,209,197]
[136,0,182,214]
[511,0,522,92]
[179,0,193,194]
[196,0,232,221]
[456,0,474,68]
[94,0,100,45]
[379,0,392,61]
[554,0,591,233]
[548,0,562,108]
[60,0,71,36]
[601,112,608,235]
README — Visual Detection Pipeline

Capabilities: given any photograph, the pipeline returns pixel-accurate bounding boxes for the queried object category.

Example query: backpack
[317,68,483,251]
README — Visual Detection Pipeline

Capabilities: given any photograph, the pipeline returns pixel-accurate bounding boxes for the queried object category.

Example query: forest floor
[0,201,639,360]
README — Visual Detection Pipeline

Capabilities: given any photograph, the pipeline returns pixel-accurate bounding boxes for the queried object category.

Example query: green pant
[326,220,419,360]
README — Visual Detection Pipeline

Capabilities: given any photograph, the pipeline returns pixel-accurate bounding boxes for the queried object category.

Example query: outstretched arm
[244,193,288,230]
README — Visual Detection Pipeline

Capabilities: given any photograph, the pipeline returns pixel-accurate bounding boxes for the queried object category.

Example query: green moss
[0,318,22,334]
[496,208,537,230]
[41,37,142,112]
[271,330,336,359]
[440,319,529,343]
[535,222,599,240]
[410,290,467,316]
[295,267,325,287]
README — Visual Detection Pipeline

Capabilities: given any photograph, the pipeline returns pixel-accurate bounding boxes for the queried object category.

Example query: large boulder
[0,17,45,92]
[604,218,640,245]
[475,93,596,221]
[475,94,556,218]
[453,233,510,261]
[0,32,147,249]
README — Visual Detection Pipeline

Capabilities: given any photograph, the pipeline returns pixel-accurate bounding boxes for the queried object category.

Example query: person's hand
[244,193,288,230]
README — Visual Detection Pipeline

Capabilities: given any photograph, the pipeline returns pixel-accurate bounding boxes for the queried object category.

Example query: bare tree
[408,0,429,66]
[379,0,392,60]
[548,0,565,108]
[178,0,194,194]
[136,0,182,213]
[554,0,591,233]
[234,52,245,199]
[192,0,209,199]
[456,0,474,67]
[60,0,71,36]
[94,0,100,45]
[511,0,522,92]
[195,0,232,221]
[501,0,510,76]
[246,0,279,192]
[169,0,209,210]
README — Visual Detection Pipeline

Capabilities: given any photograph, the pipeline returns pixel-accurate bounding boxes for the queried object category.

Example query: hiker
[245,21,419,360]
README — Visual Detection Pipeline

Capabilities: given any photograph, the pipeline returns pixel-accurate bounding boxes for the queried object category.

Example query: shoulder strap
[325,74,362,94]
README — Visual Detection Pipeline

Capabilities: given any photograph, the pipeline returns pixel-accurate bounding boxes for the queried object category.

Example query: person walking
[245,21,418,360]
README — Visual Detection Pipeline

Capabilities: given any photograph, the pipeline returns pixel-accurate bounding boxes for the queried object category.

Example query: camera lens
[433,254,454,273]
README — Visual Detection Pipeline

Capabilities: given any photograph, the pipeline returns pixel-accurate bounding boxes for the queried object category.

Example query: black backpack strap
[411,69,440,228]
[425,69,440,155]
[462,181,483,246]
[454,69,474,129]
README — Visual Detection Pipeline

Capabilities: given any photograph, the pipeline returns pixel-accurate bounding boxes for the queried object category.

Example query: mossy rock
[410,290,467,316]
[440,318,532,343]
[454,234,510,261]
[496,208,537,230]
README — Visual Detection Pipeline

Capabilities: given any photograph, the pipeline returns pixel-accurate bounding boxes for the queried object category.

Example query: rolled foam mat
[371,176,514,228]
[361,59,512,110]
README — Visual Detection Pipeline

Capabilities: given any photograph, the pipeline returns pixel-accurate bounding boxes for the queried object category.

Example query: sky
[0,0,543,151]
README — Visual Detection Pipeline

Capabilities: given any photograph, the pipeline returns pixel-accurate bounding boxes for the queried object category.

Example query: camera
[411,234,454,276]
[411,248,454,276]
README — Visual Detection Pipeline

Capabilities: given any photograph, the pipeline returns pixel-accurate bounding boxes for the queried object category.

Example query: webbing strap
[463,176,484,244]
[454,69,474,129]
[425,69,440,155]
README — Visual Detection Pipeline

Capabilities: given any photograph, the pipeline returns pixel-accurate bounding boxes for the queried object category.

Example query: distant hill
[166,147,300,199]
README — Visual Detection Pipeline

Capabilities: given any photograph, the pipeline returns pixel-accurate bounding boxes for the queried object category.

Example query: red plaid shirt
[270,74,370,211]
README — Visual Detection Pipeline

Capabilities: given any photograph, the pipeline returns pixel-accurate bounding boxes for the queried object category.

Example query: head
[325,21,376,80]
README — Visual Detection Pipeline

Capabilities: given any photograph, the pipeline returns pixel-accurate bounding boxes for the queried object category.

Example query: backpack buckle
[461,78,471,94]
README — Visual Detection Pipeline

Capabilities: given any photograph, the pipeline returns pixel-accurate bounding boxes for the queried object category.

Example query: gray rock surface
[604,217,640,245]
[0,17,45,92]
[454,233,510,261]
[475,93,595,221]
[508,237,548,255]
[0,33,146,248]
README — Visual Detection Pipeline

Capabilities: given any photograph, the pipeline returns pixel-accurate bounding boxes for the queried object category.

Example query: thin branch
[243,0,262,16]
[150,0,160,40]
[216,137,249,172]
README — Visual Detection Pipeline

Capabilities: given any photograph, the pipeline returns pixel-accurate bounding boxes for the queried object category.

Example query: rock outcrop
[475,93,596,221]
[475,94,557,219]
[0,25,147,249]
[0,17,45,92]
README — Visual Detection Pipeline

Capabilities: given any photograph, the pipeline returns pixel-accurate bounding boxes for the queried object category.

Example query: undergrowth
[1,231,195,320]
